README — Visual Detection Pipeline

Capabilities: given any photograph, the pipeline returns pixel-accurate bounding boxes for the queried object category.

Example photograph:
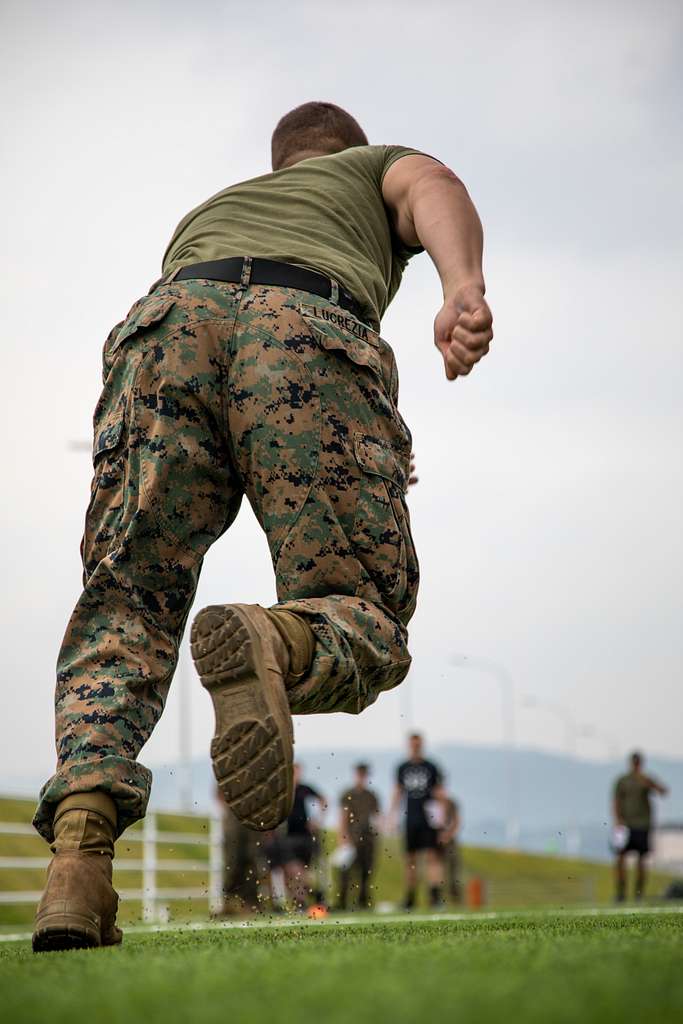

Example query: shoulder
[340,144,428,180]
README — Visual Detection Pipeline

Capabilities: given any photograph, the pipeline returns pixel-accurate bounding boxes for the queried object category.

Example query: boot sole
[190,605,294,831]
[32,910,100,953]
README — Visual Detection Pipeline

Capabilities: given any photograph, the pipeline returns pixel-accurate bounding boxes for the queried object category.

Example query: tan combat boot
[191,604,315,830]
[32,792,122,953]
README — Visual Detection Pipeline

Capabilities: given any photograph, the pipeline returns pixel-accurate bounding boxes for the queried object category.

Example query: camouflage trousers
[34,280,418,840]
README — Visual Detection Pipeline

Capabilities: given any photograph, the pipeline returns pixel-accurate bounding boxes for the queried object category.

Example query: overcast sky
[1,0,681,794]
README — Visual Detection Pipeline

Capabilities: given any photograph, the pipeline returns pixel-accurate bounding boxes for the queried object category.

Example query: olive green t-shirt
[340,786,380,839]
[162,145,425,328]
[614,772,653,830]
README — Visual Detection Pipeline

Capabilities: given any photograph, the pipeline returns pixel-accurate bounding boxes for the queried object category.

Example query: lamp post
[452,653,519,849]
[399,672,414,731]
[177,639,193,811]
[523,696,577,757]
[522,695,581,856]
[577,724,620,764]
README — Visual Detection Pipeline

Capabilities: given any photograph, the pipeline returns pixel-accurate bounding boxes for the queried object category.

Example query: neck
[279,149,330,169]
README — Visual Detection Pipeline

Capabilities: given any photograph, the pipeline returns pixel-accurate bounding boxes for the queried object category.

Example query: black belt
[174,257,365,322]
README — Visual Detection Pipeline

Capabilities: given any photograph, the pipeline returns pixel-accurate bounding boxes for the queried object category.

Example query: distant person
[218,796,266,914]
[422,783,461,903]
[282,764,327,909]
[391,733,444,909]
[437,790,462,904]
[260,825,289,912]
[613,751,669,901]
[337,763,380,910]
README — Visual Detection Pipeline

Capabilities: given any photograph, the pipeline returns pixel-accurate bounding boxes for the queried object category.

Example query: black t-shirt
[397,759,441,828]
[287,783,321,835]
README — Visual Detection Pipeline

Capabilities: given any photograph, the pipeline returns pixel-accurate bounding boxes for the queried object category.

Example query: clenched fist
[434,284,493,380]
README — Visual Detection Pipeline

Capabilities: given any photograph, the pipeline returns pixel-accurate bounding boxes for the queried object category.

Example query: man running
[32,101,492,950]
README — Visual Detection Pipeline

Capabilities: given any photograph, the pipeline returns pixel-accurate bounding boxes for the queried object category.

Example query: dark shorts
[623,828,650,855]
[283,833,315,867]
[405,825,439,853]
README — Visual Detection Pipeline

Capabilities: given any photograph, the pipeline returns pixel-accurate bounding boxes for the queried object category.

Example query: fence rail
[0,811,224,922]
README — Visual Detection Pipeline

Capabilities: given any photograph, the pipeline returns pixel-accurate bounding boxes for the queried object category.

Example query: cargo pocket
[102,295,176,379]
[351,433,418,617]
[298,305,409,437]
[81,405,127,581]
[299,303,384,380]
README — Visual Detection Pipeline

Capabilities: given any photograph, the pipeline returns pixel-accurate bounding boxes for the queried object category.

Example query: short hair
[271,102,368,171]
[354,762,370,774]
[630,750,643,765]
[409,733,422,741]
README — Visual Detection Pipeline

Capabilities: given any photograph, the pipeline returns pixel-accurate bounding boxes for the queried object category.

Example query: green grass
[1,914,682,1023]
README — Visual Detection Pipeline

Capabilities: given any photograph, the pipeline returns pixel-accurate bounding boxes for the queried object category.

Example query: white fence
[0,811,224,922]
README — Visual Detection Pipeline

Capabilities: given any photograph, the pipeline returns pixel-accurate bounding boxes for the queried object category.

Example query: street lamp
[577,724,620,763]
[522,695,577,756]
[521,695,581,855]
[451,653,519,849]
[177,639,194,811]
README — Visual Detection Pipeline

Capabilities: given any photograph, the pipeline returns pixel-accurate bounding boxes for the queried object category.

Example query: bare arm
[442,810,460,844]
[613,785,624,826]
[647,776,669,797]
[307,791,328,833]
[382,154,493,381]
[389,783,403,826]
[338,805,351,845]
